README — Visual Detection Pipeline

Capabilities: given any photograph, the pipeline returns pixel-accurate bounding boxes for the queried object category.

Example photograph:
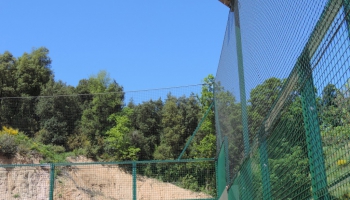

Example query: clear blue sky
[0,1,229,91]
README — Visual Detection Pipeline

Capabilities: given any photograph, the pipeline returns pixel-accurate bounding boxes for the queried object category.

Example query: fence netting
[215,0,350,199]
[0,165,50,200]
[0,159,215,200]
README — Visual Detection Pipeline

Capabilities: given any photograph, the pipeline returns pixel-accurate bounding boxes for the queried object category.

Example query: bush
[51,145,66,154]
[181,174,200,192]
[0,134,18,158]
[1,126,19,135]
[17,143,30,156]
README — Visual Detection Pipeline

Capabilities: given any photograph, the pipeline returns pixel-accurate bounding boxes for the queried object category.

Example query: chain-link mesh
[54,163,133,200]
[0,165,51,200]
[136,160,215,199]
[216,0,350,199]
[0,160,215,200]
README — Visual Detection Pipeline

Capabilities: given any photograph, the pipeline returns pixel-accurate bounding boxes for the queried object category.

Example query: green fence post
[232,1,254,199]
[215,158,219,199]
[217,143,228,199]
[259,131,271,200]
[297,50,329,200]
[49,163,55,200]
[132,162,137,200]
[233,0,250,157]
[224,137,230,184]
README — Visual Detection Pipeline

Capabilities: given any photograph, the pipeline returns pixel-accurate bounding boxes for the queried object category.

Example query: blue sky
[0,1,229,92]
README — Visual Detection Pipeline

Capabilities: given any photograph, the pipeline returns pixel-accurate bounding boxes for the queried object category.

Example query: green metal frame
[259,130,272,200]
[49,163,55,200]
[217,141,228,198]
[132,162,137,200]
[297,51,329,200]
[232,1,254,199]
[232,1,250,158]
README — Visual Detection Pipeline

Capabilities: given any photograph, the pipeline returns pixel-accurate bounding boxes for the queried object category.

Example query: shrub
[50,145,66,154]
[181,174,200,191]
[0,134,18,158]
[1,126,19,135]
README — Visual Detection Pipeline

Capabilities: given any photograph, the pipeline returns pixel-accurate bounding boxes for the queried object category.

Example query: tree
[248,77,284,138]
[214,84,243,175]
[0,52,17,127]
[36,80,81,147]
[128,99,163,160]
[263,86,310,199]
[321,83,347,127]
[15,47,52,96]
[154,94,199,160]
[322,84,338,107]
[80,71,124,157]
[75,79,94,110]
[191,74,216,159]
[0,51,16,98]
[0,48,53,135]
[104,107,140,161]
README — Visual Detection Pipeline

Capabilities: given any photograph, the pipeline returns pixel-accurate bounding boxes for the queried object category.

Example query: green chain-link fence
[0,159,216,200]
[216,0,350,199]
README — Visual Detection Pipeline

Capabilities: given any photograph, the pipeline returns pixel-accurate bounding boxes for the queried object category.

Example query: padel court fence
[215,0,350,199]
[1,0,350,199]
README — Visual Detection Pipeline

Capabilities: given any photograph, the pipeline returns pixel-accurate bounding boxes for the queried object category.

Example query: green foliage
[36,80,81,147]
[67,132,90,151]
[199,74,214,109]
[248,77,284,137]
[194,74,215,153]
[104,107,140,161]
[191,134,216,158]
[37,120,68,145]
[322,124,350,146]
[322,84,339,107]
[181,174,200,191]
[268,140,310,199]
[128,99,163,160]
[321,83,349,128]
[154,94,200,160]
[0,51,16,98]
[0,49,217,196]
[15,47,52,96]
[214,83,243,175]
[80,70,125,157]
[0,133,18,158]
[0,48,53,136]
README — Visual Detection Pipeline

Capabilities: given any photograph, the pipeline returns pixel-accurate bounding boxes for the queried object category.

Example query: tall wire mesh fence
[215,0,350,199]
